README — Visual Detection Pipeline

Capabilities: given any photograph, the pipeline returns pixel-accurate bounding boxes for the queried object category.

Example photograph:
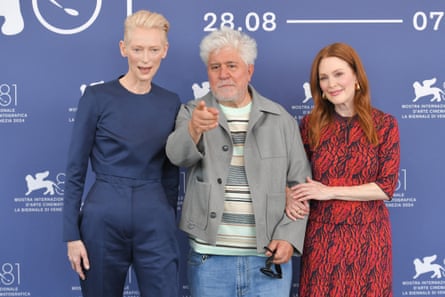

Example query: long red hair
[307,42,379,148]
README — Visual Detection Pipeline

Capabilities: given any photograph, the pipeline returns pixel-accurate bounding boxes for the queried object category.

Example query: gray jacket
[166,86,311,254]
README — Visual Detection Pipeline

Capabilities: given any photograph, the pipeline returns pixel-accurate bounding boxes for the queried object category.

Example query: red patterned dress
[298,109,400,297]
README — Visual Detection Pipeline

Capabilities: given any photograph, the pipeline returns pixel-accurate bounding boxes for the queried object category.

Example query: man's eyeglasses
[260,246,282,279]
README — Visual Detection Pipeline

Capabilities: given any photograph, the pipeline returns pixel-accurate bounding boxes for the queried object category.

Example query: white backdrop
[1,1,445,296]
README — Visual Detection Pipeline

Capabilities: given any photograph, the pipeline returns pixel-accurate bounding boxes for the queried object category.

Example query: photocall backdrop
[1,1,444,296]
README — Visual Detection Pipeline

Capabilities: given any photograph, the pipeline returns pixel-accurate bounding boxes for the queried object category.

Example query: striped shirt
[191,102,259,256]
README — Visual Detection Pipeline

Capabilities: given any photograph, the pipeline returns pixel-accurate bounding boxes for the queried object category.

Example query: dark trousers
[79,175,179,297]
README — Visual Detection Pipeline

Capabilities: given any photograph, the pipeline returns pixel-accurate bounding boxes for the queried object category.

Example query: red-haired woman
[286,42,400,297]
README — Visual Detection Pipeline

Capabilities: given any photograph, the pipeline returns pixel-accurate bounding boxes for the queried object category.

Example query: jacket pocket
[182,178,211,230]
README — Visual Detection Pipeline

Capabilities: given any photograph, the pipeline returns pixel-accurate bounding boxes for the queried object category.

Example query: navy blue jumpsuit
[63,78,181,297]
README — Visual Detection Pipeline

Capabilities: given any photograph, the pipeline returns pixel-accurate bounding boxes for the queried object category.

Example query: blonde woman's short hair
[123,10,170,44]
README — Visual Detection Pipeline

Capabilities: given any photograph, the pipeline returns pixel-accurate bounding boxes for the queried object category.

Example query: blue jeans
[187,250,292,297]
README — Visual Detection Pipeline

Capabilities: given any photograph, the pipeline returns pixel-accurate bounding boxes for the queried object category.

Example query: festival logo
[0,0,24,35]
[0,83,27,125]
[301,82,312,104]
[413,255,445,279]
[291,81,314,121]
[400,254,445,295]
[385,168,416,209]
[0,262,32,296]
[0,263,19,286]
[401,77,445,120]
[68,80,105,123]
[412,78,445,103]
[32,0,102,35]
[1,0,102,36]
[25,170,63,196]
[80,80,104,96]
[13,170,64,214]
[192,81,210,99]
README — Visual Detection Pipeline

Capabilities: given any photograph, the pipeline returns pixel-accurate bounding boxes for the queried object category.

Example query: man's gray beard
[212,91,238,103]
[215,96,236,103]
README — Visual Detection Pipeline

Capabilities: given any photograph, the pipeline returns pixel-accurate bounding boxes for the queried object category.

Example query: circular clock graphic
[32,0,102,35]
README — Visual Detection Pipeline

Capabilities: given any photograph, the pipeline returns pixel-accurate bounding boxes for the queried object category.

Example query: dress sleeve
[161,158,180,214]
[62,87,99,241]
[375,113,400,199]
[162,98,181,215]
